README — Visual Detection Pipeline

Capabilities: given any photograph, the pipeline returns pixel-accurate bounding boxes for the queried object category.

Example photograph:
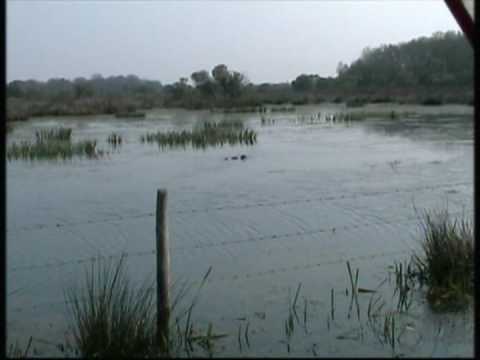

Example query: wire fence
[7,206,473,275]
[6,180,472,233]
[8,248,411,314]
[6,181,473,316]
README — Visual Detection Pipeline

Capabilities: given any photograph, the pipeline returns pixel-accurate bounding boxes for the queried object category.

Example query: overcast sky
[7,0,461,84]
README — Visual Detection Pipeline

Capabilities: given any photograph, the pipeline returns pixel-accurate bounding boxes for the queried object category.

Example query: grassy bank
[6,89,472,122]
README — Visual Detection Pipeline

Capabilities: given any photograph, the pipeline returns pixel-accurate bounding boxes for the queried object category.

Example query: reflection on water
[6,104,473,356]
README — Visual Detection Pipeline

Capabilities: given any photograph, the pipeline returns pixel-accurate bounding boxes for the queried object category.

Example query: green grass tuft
[65,255,159,358]
[140,121,257,150]
[106,132,123,146]
[412,209,473,312]
[35,127,72,142]
[7,127,101,161]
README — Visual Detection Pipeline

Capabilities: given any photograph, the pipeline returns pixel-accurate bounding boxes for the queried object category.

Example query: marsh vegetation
[106,132,123,147]
[140,121,257,150]
[7,127,101,161]
[411,209,473,312]
[64,256,225,358]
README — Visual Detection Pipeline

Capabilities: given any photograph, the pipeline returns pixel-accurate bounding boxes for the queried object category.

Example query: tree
[292,74,317,92]
[190,70,210,87]
[170,77,190,100]
[211,64,229,83]
[336,62,349,76]
[7,81,25,98]
[223,71,246,97]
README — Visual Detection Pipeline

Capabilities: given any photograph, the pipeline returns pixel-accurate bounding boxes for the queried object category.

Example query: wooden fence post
[156,189,170,348]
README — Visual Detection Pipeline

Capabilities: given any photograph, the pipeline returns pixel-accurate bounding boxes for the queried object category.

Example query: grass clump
[65,256,160,358]
[7,337,33,358]
[65,255,225,358]
[7,127,101,161]
[412,209,473,312]
[140,121,257,150]
[7,139,99,161]
[106,132,123,146]
[35,127,72,142]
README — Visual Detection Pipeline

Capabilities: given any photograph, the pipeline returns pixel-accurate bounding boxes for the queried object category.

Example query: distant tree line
[6,31,472,121]
[337,31,472,89]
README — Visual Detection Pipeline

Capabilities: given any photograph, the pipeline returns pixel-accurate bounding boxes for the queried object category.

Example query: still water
[7,104,473,356]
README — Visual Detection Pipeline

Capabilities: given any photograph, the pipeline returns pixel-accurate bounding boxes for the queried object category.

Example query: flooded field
[6,103,473,357]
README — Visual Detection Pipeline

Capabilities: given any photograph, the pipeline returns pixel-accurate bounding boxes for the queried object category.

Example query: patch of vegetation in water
[63,256,222,358]
[270,105,296,112]
[211,106,262,114]
[411,209,473,312]
[7,127,102,161]
[35,127,72,142]
[106,132,123,146]
[335,110,419,121]
[140,121,257,150]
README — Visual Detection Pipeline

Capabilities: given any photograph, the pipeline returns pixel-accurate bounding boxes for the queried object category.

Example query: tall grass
[65,255,224,358]
[35,127,72,142]
[7,337,33,358]
[7,139,99,161]
[65,256,159,358]
[140,121,257,150]
[7,127,101,161]
[106,132,123,146]
[412,209,473,311]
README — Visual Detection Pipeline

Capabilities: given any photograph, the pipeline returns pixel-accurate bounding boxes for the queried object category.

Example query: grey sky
[7,0,460,84]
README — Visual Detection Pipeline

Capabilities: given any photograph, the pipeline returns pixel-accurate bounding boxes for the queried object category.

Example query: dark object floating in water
[115,111,146,118]
[225,154,247,160]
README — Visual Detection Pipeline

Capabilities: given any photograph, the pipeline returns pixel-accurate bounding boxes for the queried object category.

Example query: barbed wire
[209,249,412,283]
[8,207,472,274]
[6,181,472,233]
[8,249,410,314]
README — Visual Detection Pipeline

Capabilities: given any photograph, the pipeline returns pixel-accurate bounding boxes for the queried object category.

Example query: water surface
[7,104,473,357]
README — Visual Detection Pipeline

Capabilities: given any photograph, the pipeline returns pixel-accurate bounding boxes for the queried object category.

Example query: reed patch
[411,209,473,312]
[106,132,123,147]
[64,256,225,358]
[7,139,100,161]
[140,121,257,150]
